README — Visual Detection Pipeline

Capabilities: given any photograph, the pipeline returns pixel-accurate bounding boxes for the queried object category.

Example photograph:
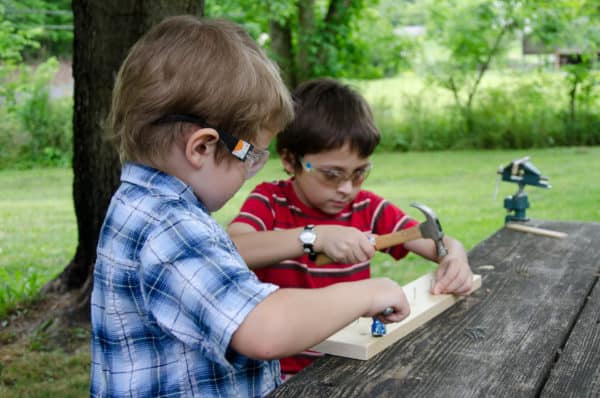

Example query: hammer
[314,202,448,266]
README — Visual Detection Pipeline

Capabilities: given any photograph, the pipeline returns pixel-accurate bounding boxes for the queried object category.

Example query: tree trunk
[569,80,578,123]
[296,0,315,83]
[269,19,296,89]
[314,0,353,71]
[324,0,353,26]
[42,0,204,323]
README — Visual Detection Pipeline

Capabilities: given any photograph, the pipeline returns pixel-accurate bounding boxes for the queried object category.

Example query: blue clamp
[371,318,386,337]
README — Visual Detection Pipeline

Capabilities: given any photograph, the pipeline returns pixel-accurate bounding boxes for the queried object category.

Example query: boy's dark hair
[276,78,380,165]
[109,16,293,164]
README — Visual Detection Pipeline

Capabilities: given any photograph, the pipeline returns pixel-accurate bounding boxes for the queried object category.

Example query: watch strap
[302,225,316,261]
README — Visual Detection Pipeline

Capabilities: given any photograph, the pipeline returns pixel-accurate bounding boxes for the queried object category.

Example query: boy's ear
[279,149,296,175]
[185,128,220,168]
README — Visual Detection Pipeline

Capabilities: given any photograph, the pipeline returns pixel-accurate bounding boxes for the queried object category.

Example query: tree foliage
[424,0,522,133]
[206,0,411,87]
[423,0,599,137]
[0,3,40,62]
[1,0,72,58]
[524,0,600,127]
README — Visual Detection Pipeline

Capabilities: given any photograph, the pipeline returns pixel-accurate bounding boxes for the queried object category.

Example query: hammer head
[411,202,448,257]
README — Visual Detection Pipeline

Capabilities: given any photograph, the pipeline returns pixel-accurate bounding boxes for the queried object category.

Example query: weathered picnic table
[269,220,600,397]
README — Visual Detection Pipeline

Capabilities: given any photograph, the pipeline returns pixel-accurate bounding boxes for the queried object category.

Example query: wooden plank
[541,277,600,397]
[269,221,600,398]
[312,273,482,360]
[505,222,568,239]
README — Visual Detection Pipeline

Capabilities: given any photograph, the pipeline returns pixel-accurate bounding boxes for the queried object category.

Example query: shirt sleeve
[230,182,275,231]
[139,212,278,368]
[370,195,419,260]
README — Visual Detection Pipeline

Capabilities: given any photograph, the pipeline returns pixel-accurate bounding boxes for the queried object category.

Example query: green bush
[370,72,600,151]
[0,57,72,169]
[466,79,563,149]
[2,0,73,60]
[374,93,462,152]
[0,111,24,165]
[564,111,600,146]
[0,267,45,319]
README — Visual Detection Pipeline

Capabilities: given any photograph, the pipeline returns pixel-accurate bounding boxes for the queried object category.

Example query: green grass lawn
[2,147,600,293]
[352,69,566,112]
[0,168,76,278]
[1,147,599,396]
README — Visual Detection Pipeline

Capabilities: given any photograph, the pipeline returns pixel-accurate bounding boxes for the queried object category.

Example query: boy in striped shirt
[228,78,474,378]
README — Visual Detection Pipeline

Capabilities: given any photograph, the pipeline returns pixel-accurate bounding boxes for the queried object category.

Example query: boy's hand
[432,251,473,295]
[364,278,411,323]
[314,225,376,264]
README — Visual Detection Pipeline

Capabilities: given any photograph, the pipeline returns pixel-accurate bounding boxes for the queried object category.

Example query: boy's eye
[354,168,367,177]
[319,169,344,181]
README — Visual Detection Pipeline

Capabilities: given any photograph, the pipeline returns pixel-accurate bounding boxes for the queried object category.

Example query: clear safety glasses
[299,157,372,188]
[153,114,269,179]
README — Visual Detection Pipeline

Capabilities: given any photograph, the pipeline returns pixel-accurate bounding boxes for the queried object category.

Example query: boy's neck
[140,143,194,187]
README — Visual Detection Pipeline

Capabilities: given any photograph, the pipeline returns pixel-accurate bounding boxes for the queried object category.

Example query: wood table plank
[541,275,600,397]
[269,221,600,398]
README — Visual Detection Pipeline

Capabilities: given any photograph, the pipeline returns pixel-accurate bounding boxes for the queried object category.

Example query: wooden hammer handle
[314,225,423,266]
[374,226,422,250]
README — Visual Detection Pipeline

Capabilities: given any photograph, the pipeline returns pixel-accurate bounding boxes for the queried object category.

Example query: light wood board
[312,272,482,360]
[505,223,568,239]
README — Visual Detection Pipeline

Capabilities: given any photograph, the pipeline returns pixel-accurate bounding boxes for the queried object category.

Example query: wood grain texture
[312,273,482,360]
[540,277,600,397]
[269,220,600,398]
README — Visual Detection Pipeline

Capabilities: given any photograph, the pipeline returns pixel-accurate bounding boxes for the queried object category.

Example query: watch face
[300,230,316,244]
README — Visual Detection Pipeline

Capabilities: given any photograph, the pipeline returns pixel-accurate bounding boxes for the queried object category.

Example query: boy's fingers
[434,263,448,285]
[442,274,464,294]
[436,270,473,295]
[355,238,375,262]
[385,306,410,322]
[433,265,454,294]
[454,275,474,295]
[366,233,377,246]
[432,280,445,295]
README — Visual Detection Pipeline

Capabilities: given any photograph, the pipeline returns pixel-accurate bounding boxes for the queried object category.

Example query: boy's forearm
[443,236,468,261]
[405,236,467,263]
[230,228,306,269]
[231,281,373,359]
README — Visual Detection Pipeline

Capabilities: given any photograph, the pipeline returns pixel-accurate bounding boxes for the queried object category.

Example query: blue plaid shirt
[90,163,281,397]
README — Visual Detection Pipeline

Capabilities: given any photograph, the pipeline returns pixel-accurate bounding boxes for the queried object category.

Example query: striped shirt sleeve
[371,197,419,260]
[232,183,275,231]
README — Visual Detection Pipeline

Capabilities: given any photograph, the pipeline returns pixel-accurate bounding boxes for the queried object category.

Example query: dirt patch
[0,290,89,358]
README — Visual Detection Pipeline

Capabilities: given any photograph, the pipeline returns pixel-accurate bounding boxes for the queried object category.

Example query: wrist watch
[299,225,317,261]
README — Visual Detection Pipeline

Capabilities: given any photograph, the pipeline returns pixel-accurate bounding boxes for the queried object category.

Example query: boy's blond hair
[109,16,293,163]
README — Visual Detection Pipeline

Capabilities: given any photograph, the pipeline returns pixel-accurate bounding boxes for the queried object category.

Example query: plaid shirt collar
[121,162,206,211]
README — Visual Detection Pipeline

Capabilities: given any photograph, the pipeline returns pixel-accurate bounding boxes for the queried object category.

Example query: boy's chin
[199,197,229,213]
[320,204,346,215]
[207,201,227,212]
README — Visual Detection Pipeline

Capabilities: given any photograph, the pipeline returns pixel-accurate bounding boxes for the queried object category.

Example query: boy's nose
[336,179,353,194]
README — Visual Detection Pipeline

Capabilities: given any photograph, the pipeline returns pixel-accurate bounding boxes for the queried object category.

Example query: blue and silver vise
[497,156,550,223]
